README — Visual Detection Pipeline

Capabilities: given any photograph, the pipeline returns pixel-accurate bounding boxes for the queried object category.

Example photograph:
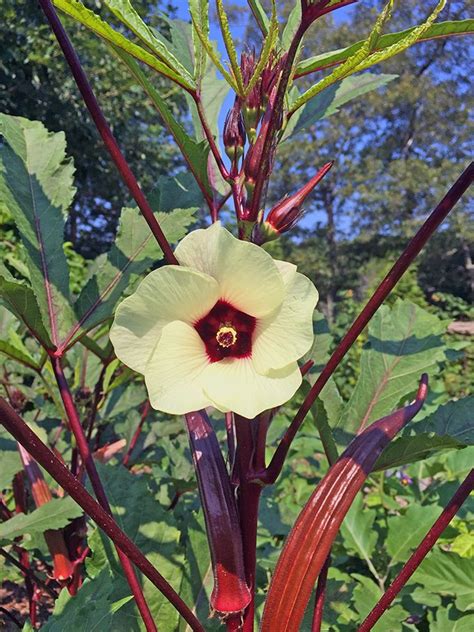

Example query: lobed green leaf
[296,19,474,76]
[104,0,194,83]
[53,0,196,91]
[0,497,82,542]
[0,114,76,346]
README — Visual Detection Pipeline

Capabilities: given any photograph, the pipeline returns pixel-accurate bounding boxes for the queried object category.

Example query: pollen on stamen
[216,325,237,348]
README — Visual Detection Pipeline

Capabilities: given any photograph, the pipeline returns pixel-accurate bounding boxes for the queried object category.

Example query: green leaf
[0,114,76,347]
[190,9,239,92]
[189,0,209,79]
[53,0,195,91]
[248,0,270,37]
[340,494,378,564]
[85,464,186,630]
[352,574,409,631]
[216,0,245,94]
[286,73,397,138]
[113,48,216,202]
[281,3,301,49]
[411,549,474,612]
[375,397,473,470]
[0,497,82,542]
[295,20,474,76]
[291,0,447,113]
[451,532,474,559]
[104,0,194,84]
[0,275,54,349]
[41,570,132,631]
[244,1,278,99]
[335,300,447,436]
[66,200,197,347]
[0,450,22,490]
[430,606,474,632]
[356,0,447,73]
[0,339,40,370]
[385,504,441,566]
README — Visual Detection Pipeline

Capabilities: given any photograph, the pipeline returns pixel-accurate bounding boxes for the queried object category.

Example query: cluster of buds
[253,161,334,243]
[240,51,283,141]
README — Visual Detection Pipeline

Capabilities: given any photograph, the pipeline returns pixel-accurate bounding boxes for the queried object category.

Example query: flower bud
[240,50,262,139]
[263,162,334,239]
[223,100,246,161]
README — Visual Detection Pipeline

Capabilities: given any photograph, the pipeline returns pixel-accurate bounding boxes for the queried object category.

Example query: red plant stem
[311,554,331,632]
[49,356,157,632]
[358,468,474,632]
[265,162,474,484]
[234,415,264,632]
[123,400,151,467]
[0,548,57,598]
[0,397,205,632]
[38,0,177,268]
[85,362,109,442]
[193,92,230,182]
[248,26,307,220]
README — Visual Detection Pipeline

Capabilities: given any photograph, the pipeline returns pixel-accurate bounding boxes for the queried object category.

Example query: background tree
[0,0,182,256]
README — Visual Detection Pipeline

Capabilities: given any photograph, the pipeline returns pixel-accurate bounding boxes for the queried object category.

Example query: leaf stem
[264,162,473,484]
[123,399,150,467]
[358,468,474,632]
[234,415,264,632]
[49,356,157,632]
[193,92,230,182]
[0,397,205,632]
[38,0,178,270]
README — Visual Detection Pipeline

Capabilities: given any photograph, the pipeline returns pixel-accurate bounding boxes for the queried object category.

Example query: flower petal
[201,358,302,419]
[252,271,318,373]
[110,266,219,373]
[144,320,211,414]
[175,223,284,317]
[274,259,297,285]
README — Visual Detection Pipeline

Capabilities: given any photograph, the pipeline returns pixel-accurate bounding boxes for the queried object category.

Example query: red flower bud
[264,162,334,237]
[223,100,246,161]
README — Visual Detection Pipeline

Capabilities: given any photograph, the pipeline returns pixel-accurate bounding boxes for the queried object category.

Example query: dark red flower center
[194,300,256,363]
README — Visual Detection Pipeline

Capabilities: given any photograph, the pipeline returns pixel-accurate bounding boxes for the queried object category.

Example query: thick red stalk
[261,376,428,631]
[38,0,177,273]
[234,415,265,632]
[0,397,205,632]
[265,162,473,484]
[50,357,157,632]
[311,554,331,632]
[358,468,474,631]
[184,411,250,616]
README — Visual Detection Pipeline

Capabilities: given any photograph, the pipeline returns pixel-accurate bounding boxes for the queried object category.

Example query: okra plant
[0,1,473,631]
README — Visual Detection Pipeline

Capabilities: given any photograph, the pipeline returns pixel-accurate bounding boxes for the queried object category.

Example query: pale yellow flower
[110,223,318,418]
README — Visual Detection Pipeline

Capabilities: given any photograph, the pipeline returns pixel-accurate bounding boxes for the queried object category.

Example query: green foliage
[0,114,77,345]
[1,1,473,629]
[41,572,133,631]
[335,300,447,435]
[0,497,82,543]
